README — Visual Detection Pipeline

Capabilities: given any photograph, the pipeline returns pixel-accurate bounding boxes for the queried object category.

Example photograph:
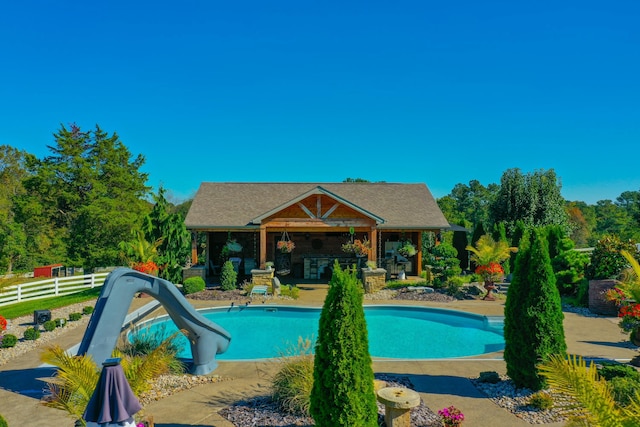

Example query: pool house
[184,182,450,281]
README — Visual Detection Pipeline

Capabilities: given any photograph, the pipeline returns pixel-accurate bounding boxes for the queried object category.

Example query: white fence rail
[0,272,110,307]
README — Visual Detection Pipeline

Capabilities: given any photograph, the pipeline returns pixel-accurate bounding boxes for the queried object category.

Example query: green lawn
[0,287,101,319]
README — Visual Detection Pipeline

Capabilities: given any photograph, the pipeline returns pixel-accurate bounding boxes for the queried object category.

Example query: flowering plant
[475,262,504,283]
[277,240,295,253]
[617,303,640,332]
[0,315,6,331]
[438,405,464,426]
[342,238,371,257]
[132,261,159,276]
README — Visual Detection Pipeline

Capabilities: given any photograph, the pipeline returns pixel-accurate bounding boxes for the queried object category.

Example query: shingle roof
[185,182,449,230]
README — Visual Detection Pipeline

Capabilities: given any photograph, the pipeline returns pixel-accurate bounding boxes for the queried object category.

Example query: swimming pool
[133,305,504,360]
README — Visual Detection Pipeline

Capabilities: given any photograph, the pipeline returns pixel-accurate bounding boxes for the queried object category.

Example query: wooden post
[191,231,198,265]
[370,227,378,264]
[416,231,423,275]
[260,225,267,268]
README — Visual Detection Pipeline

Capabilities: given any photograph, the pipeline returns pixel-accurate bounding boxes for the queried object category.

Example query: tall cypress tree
[504,230,532,386]
[505,228,567,390]
[310,262,377,427]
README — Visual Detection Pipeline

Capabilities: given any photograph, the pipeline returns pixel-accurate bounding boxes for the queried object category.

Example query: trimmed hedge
[43,320,57,332]
[1,334,18,348]
[183,276,206,295]
[23,327,41,341]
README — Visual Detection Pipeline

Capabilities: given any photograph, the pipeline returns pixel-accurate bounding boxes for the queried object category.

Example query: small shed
[34,264,65,278]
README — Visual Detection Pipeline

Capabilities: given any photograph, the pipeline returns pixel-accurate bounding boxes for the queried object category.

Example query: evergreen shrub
[183,276,206,294]
[68,312,82,321]
[608,376,640,406]
[82,306,94,315]
[0,413,7,427]
[478,371,501,384]
[504,228,567,390]
[23,327,40,341]
[1,334,17,348]
[597,362,640,382]
[54,318,66,328]
[43,320,57,332]
[220,260,237,291]
[309,262,377,427]
[586,235,640,280]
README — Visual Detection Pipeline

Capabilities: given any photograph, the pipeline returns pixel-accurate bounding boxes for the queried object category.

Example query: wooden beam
[265,218,374,229]
[317,195,322,218]
[321,203,339,219]
[297,202,316,219]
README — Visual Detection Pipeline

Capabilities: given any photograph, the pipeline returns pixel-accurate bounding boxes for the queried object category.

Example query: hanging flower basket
[277,240,295,253]
[342,238,371,257]
[277,231,295,253]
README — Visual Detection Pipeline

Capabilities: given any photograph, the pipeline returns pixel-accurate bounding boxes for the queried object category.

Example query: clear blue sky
[1,1,638,204]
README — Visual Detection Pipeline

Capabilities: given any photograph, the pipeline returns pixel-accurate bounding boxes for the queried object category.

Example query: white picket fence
[0,272,110,307]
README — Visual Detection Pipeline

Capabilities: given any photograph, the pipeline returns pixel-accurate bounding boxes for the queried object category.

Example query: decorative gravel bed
[0,301,94,367]
[470,375,572,424]
[219,374,442,427]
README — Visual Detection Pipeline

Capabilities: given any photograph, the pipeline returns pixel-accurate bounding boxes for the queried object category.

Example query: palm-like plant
[119,229,162,265]
[466,234,516,267]
[618,250,640,303]
[40,345,100,422]
[41,332,183,426]
[538,354,640,427]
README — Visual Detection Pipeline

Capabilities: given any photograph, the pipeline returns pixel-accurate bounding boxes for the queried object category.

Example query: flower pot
[483,281,496,301]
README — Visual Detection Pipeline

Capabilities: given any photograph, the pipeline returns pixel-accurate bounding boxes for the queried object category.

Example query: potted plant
[264,261,274,271]
[466,234,516,301]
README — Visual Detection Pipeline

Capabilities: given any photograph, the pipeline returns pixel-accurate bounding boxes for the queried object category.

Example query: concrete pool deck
[1,283,638,426]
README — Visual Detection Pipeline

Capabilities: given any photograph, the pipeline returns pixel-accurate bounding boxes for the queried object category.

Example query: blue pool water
[133,305,504,360]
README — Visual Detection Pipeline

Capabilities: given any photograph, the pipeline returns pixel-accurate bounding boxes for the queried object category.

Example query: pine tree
[310,262,377,427]
[504,228,567,390]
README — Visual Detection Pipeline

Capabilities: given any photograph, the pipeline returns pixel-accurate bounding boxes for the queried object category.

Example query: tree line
[0,124,191,283]
[437,169,640,248]
[2,123,639,277]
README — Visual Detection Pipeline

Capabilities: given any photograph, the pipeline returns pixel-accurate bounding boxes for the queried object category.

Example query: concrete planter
[588,279,620,316]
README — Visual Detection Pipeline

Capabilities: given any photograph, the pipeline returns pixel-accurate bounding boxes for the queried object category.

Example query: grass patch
[0,287,101,319]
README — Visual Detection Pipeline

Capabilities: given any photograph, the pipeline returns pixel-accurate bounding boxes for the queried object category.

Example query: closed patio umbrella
[83,358,142,427]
